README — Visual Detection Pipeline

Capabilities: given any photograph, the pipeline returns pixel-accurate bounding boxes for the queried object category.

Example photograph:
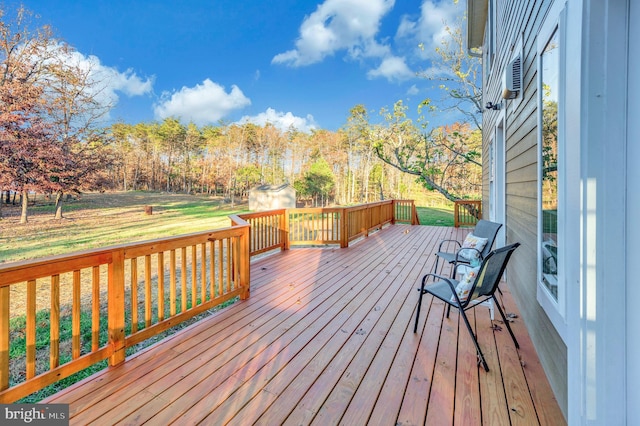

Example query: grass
[416,206,455,226]
[1,191,250,263]
[1,191,456,263]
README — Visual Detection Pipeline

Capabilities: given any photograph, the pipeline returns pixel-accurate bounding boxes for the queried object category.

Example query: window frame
[484,0,497,77]
[536,1,568,341]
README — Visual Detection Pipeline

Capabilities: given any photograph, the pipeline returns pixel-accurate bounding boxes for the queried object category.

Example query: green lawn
[2,192,458,264]
[1,192,250,263]
[416,206,455,226]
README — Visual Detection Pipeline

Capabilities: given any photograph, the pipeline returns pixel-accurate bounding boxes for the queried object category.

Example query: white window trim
[536,0,568,342]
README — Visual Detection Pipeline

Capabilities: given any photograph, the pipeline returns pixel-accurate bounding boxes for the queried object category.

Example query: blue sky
[13,0,463,132]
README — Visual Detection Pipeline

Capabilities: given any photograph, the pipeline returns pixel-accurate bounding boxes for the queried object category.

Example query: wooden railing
[288,208,343,246]
[0,200,416,402]
[393,199,420,225]
[454,200,482,227]
[236,200,418,253]
[0,223,250,403]
[232,210,288,255]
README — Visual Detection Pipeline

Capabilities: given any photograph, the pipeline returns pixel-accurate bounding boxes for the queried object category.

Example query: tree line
[1,4,482,224]
[106,116,426,208]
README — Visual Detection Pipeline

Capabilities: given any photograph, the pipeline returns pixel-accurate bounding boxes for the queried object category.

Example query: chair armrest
[437,239,461,252]
[454,247,482,264]
[421,272,455,285]
[420,273,466,305]
[420,272,459,293]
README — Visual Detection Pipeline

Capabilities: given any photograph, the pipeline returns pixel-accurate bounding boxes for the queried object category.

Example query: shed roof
[251,184,292,192]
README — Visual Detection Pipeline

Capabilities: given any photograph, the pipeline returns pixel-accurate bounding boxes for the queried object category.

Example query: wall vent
[502,55,522,99]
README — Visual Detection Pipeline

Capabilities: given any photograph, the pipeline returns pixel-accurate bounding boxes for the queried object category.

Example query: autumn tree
[0,62,64,223]
[418,16,483,131]
[1,5,114,220]
[43,45,115,218]
[373,101,481,202]
[0,6,65,222]
[373,8,483,202]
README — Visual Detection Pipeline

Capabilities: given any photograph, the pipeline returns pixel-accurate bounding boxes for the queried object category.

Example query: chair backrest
[466,242,520,303]
[473,220,503,258]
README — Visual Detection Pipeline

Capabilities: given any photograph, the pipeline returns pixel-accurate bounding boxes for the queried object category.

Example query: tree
[0,6,67,223]
[43,44,115,218]
[373,8,483,202]
[341,104,379,203]
[296,156,335,207]
[0,63,64,223]
[373,101,481,202]
[157,118,186,192]
[1,5,114,220]
[418,14,483,132]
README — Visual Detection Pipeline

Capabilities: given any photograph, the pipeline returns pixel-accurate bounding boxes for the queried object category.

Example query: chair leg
[414,276,428,333]
[446,304,451,318]
[493,295,520,349]
[459,308,490,372]
[432,256,441,280]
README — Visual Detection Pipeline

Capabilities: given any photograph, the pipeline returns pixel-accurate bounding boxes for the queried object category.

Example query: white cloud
[237,108,318,133]
[109,68,154,96]
[406,84,420,96]
[47,47,154,118]
[396,0,460,60]
[272,0,395,67]
[367,56,414,82]
[154,79,251,125]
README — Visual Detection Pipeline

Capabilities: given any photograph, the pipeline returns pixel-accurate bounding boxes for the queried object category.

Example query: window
[537,1,567,340]
[540,28,559,299]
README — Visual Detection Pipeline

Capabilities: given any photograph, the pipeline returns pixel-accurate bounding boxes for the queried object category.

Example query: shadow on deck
[44,224,564,425]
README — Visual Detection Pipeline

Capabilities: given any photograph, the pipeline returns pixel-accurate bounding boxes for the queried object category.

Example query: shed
[248,184,296,211]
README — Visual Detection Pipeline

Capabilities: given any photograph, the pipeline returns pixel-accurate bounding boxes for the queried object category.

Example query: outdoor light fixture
[485,101,501,110]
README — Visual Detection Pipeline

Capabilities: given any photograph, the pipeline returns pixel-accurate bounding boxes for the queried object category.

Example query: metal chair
[433,219,503,278]
[414,242,520,371]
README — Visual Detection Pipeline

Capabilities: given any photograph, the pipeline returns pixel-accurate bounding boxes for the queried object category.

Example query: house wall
[481,0,567,416]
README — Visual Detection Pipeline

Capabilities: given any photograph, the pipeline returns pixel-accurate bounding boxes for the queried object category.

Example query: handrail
[0,199,417,402]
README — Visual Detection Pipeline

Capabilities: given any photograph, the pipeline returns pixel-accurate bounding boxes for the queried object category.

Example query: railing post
[340,208,349,248]
[454,201,460,228]
[108,249,126,366]
[0,286,8,391]
[282,210,290,251]
[391,200,397,225]
[365,206,370,238]
[240,225,251,300]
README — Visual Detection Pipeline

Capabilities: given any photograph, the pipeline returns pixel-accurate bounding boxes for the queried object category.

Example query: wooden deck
[43,224,564,425]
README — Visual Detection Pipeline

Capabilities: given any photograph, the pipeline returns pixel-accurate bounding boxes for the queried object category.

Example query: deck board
[43,224,565,425]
